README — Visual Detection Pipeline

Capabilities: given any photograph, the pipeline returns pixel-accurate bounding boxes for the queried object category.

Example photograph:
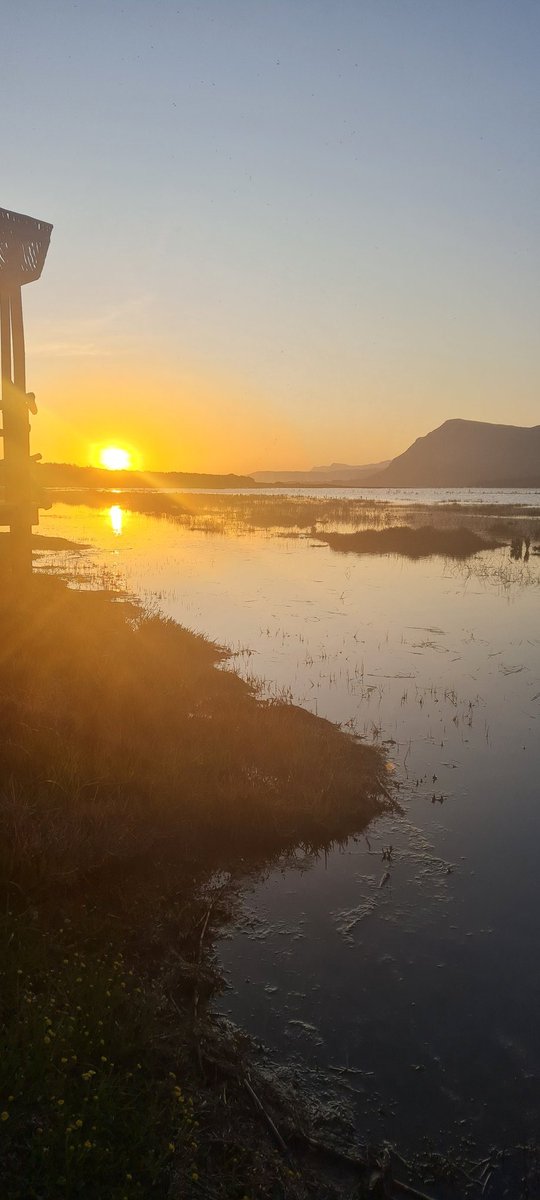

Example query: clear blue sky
[3,0,539,470]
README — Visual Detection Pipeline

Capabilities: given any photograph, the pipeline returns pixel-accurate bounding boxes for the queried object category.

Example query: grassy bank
[0,574,386,884]
[0,573,387,1199]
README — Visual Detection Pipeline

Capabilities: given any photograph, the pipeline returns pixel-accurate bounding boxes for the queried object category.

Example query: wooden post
[1,286,33,580]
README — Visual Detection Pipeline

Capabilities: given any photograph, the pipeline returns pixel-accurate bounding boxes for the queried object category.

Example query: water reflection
[41,486,540,541]
[108,505,123,536]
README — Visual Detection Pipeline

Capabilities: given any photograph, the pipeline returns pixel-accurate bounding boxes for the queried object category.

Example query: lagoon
[37,489,540,1161]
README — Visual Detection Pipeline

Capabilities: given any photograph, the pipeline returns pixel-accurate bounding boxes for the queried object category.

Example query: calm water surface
[56,483,540,506]
[38,494,540,1157]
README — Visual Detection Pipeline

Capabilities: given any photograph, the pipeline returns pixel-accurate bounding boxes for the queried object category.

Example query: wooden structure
[0,206,53,578]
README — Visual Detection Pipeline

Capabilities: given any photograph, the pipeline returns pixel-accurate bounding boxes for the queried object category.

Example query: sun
[99,446,132,471]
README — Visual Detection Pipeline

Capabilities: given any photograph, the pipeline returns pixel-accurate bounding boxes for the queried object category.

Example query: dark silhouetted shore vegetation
[318,525,504,559]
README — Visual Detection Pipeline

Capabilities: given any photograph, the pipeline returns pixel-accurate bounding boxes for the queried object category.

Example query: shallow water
[50,483,540,506]
[37,493,540,1157]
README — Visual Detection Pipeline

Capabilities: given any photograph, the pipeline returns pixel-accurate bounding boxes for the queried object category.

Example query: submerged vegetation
[0,569,388,1198]
[46,486,540,543]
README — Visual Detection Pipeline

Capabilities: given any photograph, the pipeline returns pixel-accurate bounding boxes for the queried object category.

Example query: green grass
[0,908,202,1199]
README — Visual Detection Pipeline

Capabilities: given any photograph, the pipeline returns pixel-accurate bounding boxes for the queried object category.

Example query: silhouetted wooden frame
[0,207,53,286]
[0,207,53,578]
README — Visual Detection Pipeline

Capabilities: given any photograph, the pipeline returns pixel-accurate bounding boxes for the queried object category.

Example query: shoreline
[0,570,390,1199]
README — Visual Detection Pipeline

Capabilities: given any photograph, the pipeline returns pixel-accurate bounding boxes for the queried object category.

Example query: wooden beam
[10,287,26,393]
[0,504,39,528]
[0,290,11,391]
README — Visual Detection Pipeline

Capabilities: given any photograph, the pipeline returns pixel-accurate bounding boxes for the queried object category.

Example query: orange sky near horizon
[29,344,417,474]
[30,357,314,475]
[23,357,444,475]
[29,339,538,475]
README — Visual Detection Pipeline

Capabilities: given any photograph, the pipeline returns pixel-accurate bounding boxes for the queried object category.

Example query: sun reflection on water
[109,505,123,536]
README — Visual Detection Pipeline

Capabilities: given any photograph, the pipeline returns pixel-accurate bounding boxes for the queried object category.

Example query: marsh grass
[46,487,388,532]
[45,488,540,547]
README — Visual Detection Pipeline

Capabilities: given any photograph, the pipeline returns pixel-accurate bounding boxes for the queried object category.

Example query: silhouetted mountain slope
[365,420,540,487]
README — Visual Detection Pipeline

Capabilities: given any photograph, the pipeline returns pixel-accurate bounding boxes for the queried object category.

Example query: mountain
[251,461,390,485]
[365,420,540,488]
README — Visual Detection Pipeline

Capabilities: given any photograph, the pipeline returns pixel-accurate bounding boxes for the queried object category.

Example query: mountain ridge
[364,419,540,488]
[251,460,390,485]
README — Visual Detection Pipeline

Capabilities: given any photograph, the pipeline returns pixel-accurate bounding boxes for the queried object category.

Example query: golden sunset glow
[99,446,131,471]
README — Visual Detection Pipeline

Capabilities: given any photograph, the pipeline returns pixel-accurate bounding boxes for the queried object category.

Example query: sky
[2,0,539,472]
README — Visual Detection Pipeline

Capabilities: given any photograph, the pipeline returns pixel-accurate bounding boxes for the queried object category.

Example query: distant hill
[365,420,540,488]
[251,461,390,485]
[29,463,256,490]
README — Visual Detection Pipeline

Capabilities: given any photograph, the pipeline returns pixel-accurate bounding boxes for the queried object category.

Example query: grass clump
[0,574,384,887]
[318,525,503,559]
